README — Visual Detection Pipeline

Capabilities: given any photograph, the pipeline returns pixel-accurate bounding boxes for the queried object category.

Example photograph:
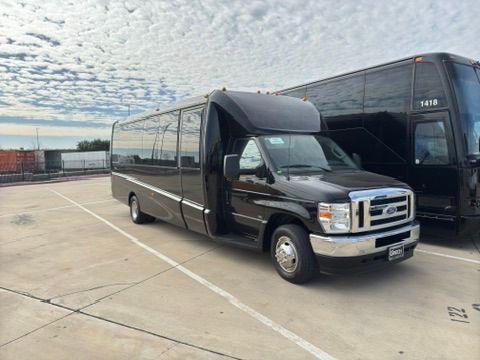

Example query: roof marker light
[415,57,423,62]
[222,87,227,91]
[302,96,308,101]
[204,93,209,98]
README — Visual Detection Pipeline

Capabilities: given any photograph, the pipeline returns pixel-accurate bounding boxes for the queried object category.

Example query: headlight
[318,203,351,233]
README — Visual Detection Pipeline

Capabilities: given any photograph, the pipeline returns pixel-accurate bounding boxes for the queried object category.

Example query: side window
[141,116,160,164]
[238,139,263,170]
[414,62,447,109]
[113,120,144,165]
[156,111,179,166]
[414,121,450,165]
[365,64,412,113]
[282,87,306,99]
[306,75,364,118]
[180,107,203,168]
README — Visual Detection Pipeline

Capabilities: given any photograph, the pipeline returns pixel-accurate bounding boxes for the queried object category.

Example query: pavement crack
[78,244,224,311]
[0,285,243,359]
[45,282,137,302]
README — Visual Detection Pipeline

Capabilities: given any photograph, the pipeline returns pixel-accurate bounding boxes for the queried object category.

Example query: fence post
[21,161,24,182]
[83,159,86,174]
[62,160,65,176]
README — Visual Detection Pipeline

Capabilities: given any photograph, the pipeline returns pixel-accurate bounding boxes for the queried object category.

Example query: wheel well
[262,214,309,252]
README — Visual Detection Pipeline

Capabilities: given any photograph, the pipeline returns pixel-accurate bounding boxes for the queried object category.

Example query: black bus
[281,53,480,237]
[111,90,419,283]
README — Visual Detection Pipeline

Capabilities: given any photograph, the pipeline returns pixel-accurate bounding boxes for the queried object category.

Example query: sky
[0,0,479,149]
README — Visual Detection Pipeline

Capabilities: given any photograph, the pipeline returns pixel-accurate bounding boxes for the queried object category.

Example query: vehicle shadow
[420,233,480,254]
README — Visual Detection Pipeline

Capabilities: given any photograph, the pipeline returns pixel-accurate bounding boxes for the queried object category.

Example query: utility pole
[36,128,40,150]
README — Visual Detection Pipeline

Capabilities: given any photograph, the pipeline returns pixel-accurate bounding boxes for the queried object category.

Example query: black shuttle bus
[111,90,419,283]
[281,53,480,237]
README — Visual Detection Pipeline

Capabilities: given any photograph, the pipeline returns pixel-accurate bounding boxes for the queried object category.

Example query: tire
[271,224,317,284]
[129,195,155,224]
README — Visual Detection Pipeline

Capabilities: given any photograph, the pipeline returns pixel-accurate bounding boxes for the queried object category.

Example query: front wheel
[271,224,317,284]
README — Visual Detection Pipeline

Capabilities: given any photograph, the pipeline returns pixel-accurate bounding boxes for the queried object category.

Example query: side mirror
[352,153,362,169]
[224,154,239,180]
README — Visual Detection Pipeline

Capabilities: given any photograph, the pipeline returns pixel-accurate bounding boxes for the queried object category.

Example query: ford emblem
[385,205,397,215]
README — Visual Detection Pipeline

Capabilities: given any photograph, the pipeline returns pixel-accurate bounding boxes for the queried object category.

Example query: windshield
[447,62,480,156]
[259,134,358,174]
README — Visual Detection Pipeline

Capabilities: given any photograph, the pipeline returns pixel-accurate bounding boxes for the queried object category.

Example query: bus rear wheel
[271,224,317,283]
[129,195,154,224]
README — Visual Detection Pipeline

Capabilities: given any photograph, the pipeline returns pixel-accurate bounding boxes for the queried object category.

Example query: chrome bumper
[309,223,420,257]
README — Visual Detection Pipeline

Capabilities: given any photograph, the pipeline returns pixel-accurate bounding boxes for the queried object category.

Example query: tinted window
[282,87,306,99]
[414,121,449,165]
[156,111,179,166]
[112,120,144,165]
[306,76,364,117]
[140,116,160,164]
[180,108,203,168]
[414,62,447,110]
[365,65,412,113]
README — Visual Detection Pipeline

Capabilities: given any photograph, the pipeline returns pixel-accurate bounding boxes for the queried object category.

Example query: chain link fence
[0,159,110,184]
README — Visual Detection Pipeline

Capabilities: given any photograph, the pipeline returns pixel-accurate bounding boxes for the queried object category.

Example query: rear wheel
[271,224,317,283]
[129,195,154,224]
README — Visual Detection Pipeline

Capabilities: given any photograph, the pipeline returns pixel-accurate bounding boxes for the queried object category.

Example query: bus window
[364,64,412,161]
[307,76,363,116]
[156,111,179,167]
[112,120,144,165]
[413,62,447,110]
[414,121,449,165]
[141,116,160,164]
[447,63,480,156]
[180,108,202,168]
[283,87,306,99]
[365,65,412,113]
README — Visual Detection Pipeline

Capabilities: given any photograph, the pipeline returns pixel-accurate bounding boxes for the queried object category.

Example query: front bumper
[309,223,419,274]
[309,222,419,257]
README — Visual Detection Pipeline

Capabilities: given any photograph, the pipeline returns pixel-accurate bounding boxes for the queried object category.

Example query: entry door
[228,138,267,238]
[179,106,208,235]
[409,112,458,219]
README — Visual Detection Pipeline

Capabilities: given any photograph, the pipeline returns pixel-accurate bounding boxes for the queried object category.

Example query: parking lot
[0,176,479,359]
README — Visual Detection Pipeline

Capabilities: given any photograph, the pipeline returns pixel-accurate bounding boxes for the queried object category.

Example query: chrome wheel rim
[131,198,139,220]
[275,236,298,273]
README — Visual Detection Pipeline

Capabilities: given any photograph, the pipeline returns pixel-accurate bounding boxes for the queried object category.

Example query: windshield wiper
[279,164,332,172]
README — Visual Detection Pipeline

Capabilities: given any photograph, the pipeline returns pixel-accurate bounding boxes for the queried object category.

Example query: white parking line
[0,199,116,218]
[416,249,480,265]
[47,188,335,360]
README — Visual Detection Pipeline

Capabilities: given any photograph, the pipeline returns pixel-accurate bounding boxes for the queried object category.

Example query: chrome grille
[350,188,414,233]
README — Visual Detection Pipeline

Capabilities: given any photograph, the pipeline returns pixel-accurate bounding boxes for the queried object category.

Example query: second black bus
[281,52,480,237]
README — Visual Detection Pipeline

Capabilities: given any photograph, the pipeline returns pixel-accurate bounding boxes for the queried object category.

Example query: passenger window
[365,65,412,113]
[414,121,450,165]
[306,76,364,118]
[156,111,179,167]
[180,108,203,168]
[140,116,160,164]
[238,139,263,170]
[282,87,306,99]
[414,62,447,110]
[112,120,144,165]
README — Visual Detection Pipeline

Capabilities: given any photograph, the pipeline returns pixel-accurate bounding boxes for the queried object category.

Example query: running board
[213,233,261,251]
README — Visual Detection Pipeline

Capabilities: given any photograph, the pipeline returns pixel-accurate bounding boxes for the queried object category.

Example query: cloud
[0,0,479,146]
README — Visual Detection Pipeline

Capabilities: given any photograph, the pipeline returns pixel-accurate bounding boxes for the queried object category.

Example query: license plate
[388,244,404,261]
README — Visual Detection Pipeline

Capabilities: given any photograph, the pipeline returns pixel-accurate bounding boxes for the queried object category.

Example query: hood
[270,170,409,203]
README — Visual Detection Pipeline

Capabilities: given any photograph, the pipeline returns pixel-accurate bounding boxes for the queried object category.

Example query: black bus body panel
[280,52,480,236]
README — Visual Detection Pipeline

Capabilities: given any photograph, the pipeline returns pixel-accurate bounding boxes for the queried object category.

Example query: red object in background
[0,150,36,173]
